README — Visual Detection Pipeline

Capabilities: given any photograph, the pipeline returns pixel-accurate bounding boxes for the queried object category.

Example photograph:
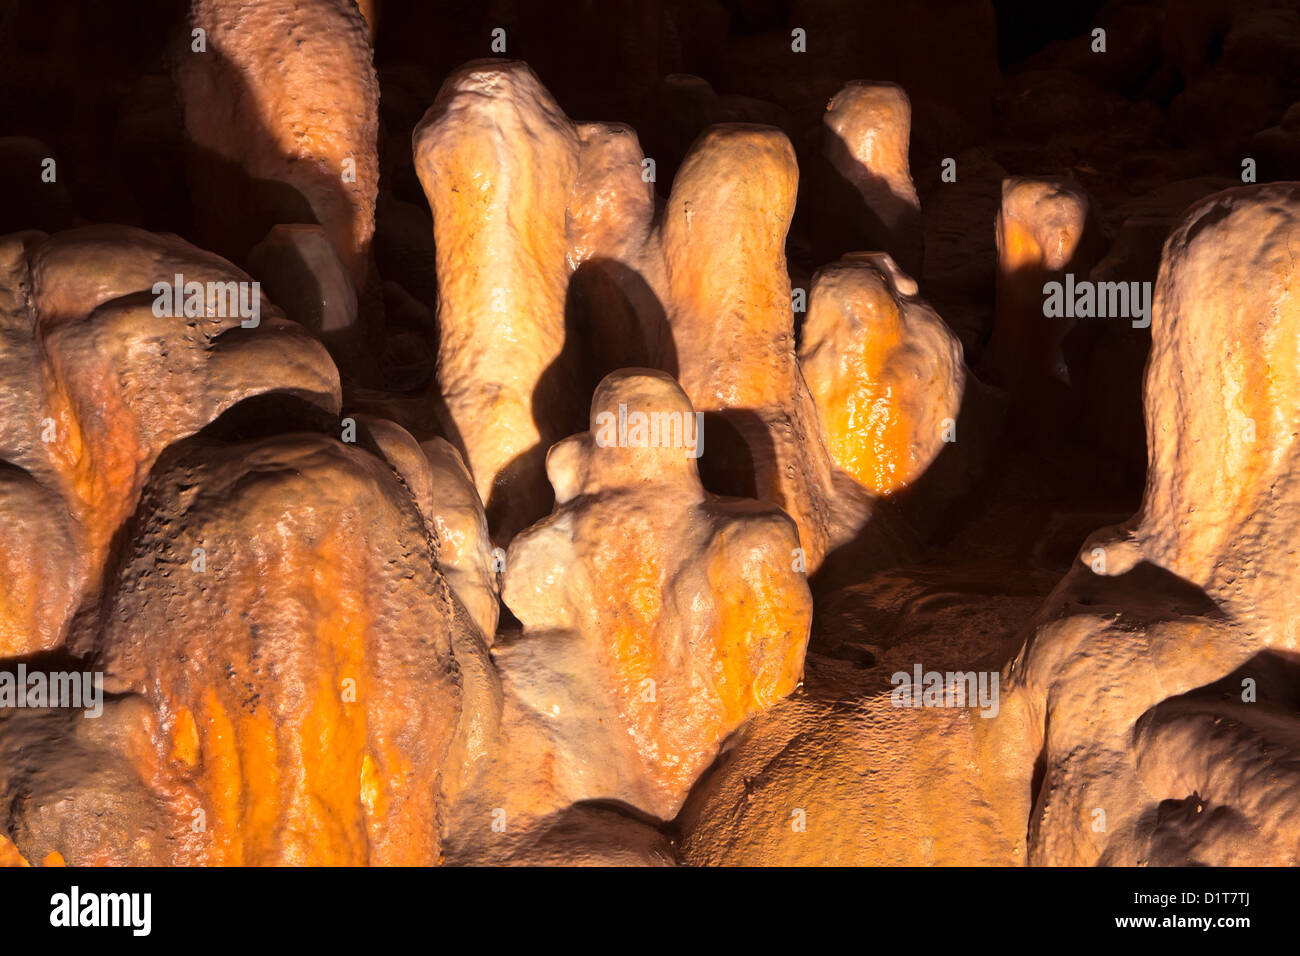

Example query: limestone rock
[0,835,27,866]
[413,59,583,543]
[1067,217,1168,474]
[473,369,812,825]
[413,61,845,572]
[419,437,500,646]
[1126,655,1300,866]
[350,414,499,644]
[349,415,503,800]
[564,120,669,396]
[247,224,362,371]
[4,432,469,866]
[800,252,962,495]
[818,82,923,275]
[444,802,676,867]
[0,226,339,655]
[174,0,379,286]
[678,692,1029,866]
[661,123,841,568]
[1007,183,1300,865]
[678,565,1044,865]
[981,177,1102,430]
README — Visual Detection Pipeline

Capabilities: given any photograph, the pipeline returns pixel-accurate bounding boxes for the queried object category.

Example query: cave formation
[0,0,1297,868]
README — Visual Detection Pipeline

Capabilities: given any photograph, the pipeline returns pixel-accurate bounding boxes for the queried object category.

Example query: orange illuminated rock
[419,437,500,644]
[566,124,657,273]
[0,470,80,656]
[356,0,378,38]
[3,432,472,866]
[444,803,676,867]
[343,416,503,801]
[413,60,583,543]
[660,124,841,569]
[564,121,671,392]
[174,0,379,286]
[819,82,923,275]
[677,567,1043,865]
[414,64,858,571]
[678,691,1030,866]
[0,233,83,655]
[458,369,811,828]
[799,252,963,496]
[0,226,339,655]
[0,834,27,867]
[1006,183,1300,865]
[982,177,1102,425]
[349,415,498,643]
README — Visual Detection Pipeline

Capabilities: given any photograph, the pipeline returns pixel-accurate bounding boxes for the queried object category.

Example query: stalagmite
[2,433,474,865]
[247,224,362,373]
[454,369,812,829]
[819,82,923,275]
[677,691,1031,866]
[799,252,964,495]
[564,121,669,392]
[174,0,379,287]
[661,123,840,568]
[413,60,583,543]
[1006,183,1300,865]
[413,62,849,570]
[4,5,1296,871]
[0,225,339,655]
[982,177,1101,427]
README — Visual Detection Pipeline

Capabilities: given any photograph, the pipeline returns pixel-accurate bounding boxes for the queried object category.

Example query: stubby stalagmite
[1005,183,1300,865]
[800,252,964,496]
[818,81,924,276]
[564,113,854,573]
[1,433,475,866]
[677,691,1031,866]
[452,369,812,832]
[983,177,1102,430]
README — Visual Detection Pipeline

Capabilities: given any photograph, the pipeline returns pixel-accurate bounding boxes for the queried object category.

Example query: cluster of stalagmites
[0,0,1296,867]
